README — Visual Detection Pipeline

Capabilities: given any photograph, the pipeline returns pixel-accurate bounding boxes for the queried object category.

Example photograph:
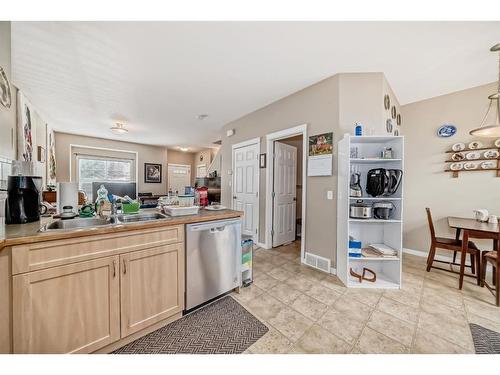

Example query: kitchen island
[0,209,242,354]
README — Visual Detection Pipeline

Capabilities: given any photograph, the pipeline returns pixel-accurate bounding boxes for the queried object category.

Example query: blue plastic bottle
[355,123,363,136]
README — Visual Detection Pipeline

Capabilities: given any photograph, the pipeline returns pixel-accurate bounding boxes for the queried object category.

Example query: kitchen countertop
[0,208,243,250]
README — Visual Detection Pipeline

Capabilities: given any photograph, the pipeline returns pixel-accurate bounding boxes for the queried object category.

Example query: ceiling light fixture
[470,43,500,138]
[179,147,189,152]
[197,114,208,120]
[110,122,128,135]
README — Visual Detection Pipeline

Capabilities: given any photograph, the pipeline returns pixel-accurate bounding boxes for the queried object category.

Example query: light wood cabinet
[12,256,120,353]
[120,243,184,337]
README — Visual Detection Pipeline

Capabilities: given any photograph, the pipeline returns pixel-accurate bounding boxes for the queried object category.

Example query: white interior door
[232,142,259,240]
[272,141,297,247]
[167,164,191,194]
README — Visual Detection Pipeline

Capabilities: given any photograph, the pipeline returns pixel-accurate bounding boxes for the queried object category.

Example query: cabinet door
[120,243,184,337]
[13,256,120,353]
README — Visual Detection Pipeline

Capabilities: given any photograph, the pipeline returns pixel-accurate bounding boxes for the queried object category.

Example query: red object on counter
[197,186,208,207]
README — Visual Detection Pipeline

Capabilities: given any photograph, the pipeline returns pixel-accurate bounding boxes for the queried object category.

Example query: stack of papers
[361,243,398,258]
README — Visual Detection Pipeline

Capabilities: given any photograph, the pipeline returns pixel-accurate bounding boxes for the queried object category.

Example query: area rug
[470,323,500,354]
[113,296,268,354]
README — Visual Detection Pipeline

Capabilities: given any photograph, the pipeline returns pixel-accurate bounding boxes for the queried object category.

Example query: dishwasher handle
[188,219,241,232]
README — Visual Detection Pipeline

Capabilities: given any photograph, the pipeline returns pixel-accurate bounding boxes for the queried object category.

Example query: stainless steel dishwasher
[186,218,242,310]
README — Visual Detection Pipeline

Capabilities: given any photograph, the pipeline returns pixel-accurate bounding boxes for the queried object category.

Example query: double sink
[39,212,169,232]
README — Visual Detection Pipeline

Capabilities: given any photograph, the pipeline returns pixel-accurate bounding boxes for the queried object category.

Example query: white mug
[488,215,498,224]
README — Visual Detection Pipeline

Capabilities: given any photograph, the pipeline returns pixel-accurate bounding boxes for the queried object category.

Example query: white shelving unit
[337,135,404,289]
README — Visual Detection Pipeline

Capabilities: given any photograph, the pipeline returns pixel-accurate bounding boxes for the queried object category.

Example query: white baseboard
[330,267,337,275]
[403,248,454,263]
[256,242,270,250]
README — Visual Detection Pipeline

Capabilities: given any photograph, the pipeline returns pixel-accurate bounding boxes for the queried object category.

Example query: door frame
[265,124,307,261]
[231,137,261,243]
[167,163,191,192]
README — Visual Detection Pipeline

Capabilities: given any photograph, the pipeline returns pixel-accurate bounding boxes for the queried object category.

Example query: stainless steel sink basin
[39,212,169,232]
[116,212,168,223]
[39,217,114,232]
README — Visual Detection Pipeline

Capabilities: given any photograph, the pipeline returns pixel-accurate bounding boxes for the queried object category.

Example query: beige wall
[166,149,196,185]
[401,82,500,253]
[55,132,169,195]
[221,73,394,263]
[0,22,17,160]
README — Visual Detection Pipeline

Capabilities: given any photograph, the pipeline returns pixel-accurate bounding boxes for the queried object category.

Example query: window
[77,156,133,201]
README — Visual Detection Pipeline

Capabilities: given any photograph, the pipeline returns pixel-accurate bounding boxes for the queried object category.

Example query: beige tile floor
[232,241,500,354]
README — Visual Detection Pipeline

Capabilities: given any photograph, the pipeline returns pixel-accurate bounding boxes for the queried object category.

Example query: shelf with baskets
[337,134,403,289]
[445,141,500,178]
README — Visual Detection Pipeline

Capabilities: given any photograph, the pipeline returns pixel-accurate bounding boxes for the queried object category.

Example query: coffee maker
[5,175,43,224]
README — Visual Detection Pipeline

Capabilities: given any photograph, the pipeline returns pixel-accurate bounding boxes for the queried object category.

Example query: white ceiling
[11,21,500,148]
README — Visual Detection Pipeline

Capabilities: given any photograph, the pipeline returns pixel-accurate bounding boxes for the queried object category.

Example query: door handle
[293,197,297,201]
[233,196,237,200]
[112,260,116,278]
[123,258,127,274]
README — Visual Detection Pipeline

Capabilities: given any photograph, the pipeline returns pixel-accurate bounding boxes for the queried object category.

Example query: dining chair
[480,247,499,306]
[425,208,481,285]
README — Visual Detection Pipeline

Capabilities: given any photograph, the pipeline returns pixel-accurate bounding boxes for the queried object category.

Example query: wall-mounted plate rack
[445,144,500,178]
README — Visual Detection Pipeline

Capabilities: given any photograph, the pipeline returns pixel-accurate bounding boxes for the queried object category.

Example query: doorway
[167,164,191,194]
[231,138,260,242]
[265,124,307,260]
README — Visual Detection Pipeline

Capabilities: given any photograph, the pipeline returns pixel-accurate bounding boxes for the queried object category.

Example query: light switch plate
[327,190,333,200]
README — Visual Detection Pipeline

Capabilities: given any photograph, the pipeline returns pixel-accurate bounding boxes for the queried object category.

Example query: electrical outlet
[327,190,333,200]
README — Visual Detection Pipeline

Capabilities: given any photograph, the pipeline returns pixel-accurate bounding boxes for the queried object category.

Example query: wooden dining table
[448,216,500,289]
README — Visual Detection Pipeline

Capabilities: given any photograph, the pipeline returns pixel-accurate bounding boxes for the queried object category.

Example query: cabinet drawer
[12,225,184,275]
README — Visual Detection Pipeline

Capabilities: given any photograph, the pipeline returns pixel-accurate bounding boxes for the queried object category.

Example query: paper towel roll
[57,182,78,214]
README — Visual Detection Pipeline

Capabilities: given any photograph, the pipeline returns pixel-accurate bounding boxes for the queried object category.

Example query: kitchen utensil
[437,124,457,137]
[350,169,363,197]
[466,151,480,160]
[450,162,463,171]
[463,162,478,170]
[5,176,43,224]
[481,161,495,169]
[373,201,396,220]
[382,147,393,159]
[488,215,498,224]
[469,141,483,149]
[452,143,466,151]
[484,149,500,158]
[474,209,489,222]
[350,202,373,219]
[385,169,403,196]
[451,152,465,161]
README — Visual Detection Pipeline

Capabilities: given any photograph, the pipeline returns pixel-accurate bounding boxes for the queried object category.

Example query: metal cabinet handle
[112,260,116,278]
[123,258,127,274]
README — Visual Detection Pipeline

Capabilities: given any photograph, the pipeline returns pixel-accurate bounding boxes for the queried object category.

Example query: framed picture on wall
[144,163,162,183]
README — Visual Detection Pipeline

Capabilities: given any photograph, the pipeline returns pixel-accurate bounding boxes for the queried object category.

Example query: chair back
[425,208,436,241]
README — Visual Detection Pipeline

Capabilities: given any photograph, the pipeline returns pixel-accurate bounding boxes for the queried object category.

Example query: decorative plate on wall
[391,106,396,119]
[0,66,12,109]
[396,113,401,126]
[437,124,457,138]
[386,118,393,133]
[384,95,390,110]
